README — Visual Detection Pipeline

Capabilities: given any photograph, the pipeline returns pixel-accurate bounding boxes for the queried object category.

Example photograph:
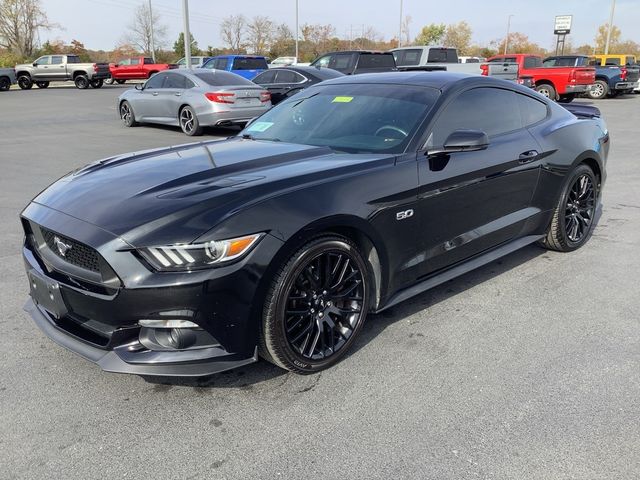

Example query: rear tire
[90,79,103,89]
[0,77,11,91]
[74,75,89,89]
[259,235,370,374]
[587,80,608,100]
[116,79,126,85]
[104,77,115,85]
[119,100,138,127]
[535,83,557,100]
[17,75,33,90]
[539,164,598,252]
[35,81,49,89]
[179,105,202,136]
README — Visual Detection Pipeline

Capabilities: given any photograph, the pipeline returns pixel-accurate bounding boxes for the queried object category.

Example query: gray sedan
[117,69,272,136]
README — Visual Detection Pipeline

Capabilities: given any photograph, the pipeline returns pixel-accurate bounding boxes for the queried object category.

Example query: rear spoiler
[562,104,601,119]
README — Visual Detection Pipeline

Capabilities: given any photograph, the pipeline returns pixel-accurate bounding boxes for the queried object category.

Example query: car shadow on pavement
[142,244,545,389]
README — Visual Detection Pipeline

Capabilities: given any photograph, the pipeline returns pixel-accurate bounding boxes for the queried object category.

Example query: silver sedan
[117,69,272,136]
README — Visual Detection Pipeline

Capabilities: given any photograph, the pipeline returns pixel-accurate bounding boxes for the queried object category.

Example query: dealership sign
[554,15,572,34]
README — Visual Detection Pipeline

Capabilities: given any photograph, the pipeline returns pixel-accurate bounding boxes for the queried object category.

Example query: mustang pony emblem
[53,236,72,257]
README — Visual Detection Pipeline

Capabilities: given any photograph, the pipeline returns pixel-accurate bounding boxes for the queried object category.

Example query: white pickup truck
[389,46,483,75]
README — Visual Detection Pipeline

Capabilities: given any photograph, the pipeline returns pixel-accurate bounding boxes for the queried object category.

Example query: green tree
[442,21,472,55]
[415,23,445,46]
[173,32,199,57]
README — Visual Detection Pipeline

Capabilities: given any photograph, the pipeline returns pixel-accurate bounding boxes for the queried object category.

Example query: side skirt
[377,234,543,312]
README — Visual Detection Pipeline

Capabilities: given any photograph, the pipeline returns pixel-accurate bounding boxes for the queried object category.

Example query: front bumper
[565,84,590,94]
[21,203,284,377]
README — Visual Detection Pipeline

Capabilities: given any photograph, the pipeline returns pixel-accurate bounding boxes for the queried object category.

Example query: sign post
[554,15,572,55]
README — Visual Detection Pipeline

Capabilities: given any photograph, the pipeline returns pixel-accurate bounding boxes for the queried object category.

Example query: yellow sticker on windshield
[332,96,353,103]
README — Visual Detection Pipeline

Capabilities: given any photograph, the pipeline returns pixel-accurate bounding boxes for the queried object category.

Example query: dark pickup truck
[543,55,640,100]
[310,51,397,75]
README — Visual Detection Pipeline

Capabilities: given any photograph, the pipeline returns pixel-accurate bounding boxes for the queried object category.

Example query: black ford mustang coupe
[21,73,608,376]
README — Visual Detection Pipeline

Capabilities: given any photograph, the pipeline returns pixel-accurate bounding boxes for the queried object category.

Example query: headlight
[138,233,263,271]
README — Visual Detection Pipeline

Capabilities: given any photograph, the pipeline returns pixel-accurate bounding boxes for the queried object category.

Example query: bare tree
[301,24,335,57]
[0,0,56,57]
[246,15,273,55]
[401,15,412,46]
[125,2,168,56]
[220,14,247,53]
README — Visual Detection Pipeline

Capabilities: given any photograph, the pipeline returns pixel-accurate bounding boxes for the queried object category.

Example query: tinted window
[488,57,517,63]
[331,54,353,70]
[143,58,154,64]
[164,73,186,89]
[241,84,439,154]
[130,58,140,65]
[393,49,422,66]
[275,70,304,83]
[313,55,331,68]
[605,57,620,65]
[233,57,268,70]
[427,48,457,63]
[51,56,64,65]
[432,88,522,145]
[185,77,195,89]
[524,56,542,68]
[145,72,166,89]
[194,71,254,86]
[313,68,344,80]
[516,93,548,126]
[357,54,395,68]
[253,70,277,83]
[543,57,577,67]
[66,55,80,64]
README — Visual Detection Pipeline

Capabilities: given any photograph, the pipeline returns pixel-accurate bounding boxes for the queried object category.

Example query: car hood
[32,138,391,246]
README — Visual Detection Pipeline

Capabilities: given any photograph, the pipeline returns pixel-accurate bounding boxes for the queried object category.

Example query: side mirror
[430,129,489,155]
[32,62,38,67]
[135,83,143,90]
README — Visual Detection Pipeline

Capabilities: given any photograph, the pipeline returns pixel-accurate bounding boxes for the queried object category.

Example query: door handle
[152,92,159,96]
[174,92,182,96]
[518,150,539,164]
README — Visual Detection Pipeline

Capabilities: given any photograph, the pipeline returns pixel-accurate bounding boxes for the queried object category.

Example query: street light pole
[182,0,192,69]
[398,0,403,48]
[295,0,299,62]
[504,14,514,55]
[148,0,155,62]
[604,0,616,55]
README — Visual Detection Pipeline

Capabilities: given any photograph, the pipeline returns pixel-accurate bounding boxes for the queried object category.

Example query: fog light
[138,319,198,329]
[168,328,187,349]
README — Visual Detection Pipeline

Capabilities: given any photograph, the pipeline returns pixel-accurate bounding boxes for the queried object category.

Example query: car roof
[211,55,266,59]
[268,66,344,78]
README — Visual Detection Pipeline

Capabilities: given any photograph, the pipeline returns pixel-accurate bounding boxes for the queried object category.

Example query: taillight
[480,64,488,76]
[205,92,235,104]
[93,63,97,71]
[620,67,628,81]
[260,90,271,103]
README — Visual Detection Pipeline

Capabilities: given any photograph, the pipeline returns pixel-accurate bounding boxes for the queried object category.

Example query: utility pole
[148,0,155,62]
[604,0,616,55]
[295,0,299,62]
[398,0,403,48]
[182,0,192,68]
[504,14,514,55]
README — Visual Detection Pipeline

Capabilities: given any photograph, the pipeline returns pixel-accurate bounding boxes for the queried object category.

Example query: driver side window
[314,55,331,68]
[35,56,50,66]
[430,88,523,146]
[145,73,166,89]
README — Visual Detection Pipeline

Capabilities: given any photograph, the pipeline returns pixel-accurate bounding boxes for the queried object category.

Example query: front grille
[41,227,101,273]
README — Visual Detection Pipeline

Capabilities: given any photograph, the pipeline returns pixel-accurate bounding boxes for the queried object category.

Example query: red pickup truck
[108,56,176,83]
[481,54,595,102]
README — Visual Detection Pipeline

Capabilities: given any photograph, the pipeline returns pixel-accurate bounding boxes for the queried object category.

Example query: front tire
[539,164,598,252]
[260,235,370,374]
[74,75,89,89]
[0,77,11,91]
[35,81,49,89]
[179,105,202,136]
[90,79,103,89]
[116,79,126,85]
[119,101,138,127]
[17,75,33,90]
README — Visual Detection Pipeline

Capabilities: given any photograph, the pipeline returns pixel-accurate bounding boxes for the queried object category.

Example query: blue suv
[202,55,269,80]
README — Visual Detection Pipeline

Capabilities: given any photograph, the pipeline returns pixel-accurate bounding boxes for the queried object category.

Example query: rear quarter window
[393,49,422,66]
[516,94,548,126]
[524,56,542,68]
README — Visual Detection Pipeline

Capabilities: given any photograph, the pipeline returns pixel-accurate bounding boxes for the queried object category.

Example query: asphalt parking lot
[1,85,639,479]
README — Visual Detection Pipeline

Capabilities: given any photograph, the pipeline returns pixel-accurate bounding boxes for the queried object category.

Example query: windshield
[241,84,439,154]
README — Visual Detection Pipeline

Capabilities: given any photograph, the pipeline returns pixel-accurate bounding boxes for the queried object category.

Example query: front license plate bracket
[27,270,68,319]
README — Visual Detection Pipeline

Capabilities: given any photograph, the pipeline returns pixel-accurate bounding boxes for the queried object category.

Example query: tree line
[1,0,639,67]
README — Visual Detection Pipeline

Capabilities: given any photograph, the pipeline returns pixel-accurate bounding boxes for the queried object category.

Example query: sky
[39,0,640,52]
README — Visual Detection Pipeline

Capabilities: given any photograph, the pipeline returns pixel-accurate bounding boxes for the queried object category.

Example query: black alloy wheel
[35,81,49,88]
[540,164,597,252]
[74,75,89,89]
[0,77,10,91]
[90,79,104,88]
[17,75,33,90]
[261,235,369,373]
